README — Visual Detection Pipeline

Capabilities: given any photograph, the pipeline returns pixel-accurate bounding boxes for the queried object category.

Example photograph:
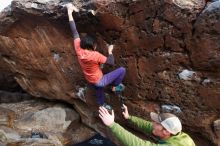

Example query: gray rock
[0,100,95,146]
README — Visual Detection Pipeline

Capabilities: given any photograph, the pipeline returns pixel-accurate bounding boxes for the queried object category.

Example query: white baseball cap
[150,112,182,135]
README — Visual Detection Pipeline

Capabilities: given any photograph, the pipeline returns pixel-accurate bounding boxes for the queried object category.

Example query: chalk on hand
[88,10,97,16]
[66,3,79,12]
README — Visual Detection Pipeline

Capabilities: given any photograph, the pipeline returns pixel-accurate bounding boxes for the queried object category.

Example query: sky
[0,0,12,11]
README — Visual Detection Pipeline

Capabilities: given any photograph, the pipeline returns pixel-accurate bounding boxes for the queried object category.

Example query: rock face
[0,0,220,145]
[0,98,96,146]
[189,1,220,72]
[0,58,22,92]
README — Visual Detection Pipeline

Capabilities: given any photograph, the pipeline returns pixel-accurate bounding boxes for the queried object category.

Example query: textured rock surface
[0,0,220,145]
[189,1,220,71]
[0,59,22,92]
[0,99,96,146]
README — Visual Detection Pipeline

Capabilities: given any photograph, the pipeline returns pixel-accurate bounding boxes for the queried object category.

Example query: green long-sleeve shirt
[109,116,196,146]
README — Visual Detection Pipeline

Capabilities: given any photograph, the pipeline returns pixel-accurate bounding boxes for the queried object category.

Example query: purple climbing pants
[94,67,126,105]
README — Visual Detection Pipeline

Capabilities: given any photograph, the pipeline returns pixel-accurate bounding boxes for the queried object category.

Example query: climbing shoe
[112,83,125,92]
[102,103,113,112]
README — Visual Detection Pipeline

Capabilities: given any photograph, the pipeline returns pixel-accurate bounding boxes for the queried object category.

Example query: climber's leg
[95,67,126,88]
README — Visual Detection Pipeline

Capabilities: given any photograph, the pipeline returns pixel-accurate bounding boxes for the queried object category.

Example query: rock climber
[67,3,126,108]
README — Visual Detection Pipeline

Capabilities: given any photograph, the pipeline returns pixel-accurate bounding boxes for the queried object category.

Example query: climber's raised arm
[67,3,79,39]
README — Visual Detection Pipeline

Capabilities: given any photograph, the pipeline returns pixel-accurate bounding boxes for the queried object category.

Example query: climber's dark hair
[80,35,97,50]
